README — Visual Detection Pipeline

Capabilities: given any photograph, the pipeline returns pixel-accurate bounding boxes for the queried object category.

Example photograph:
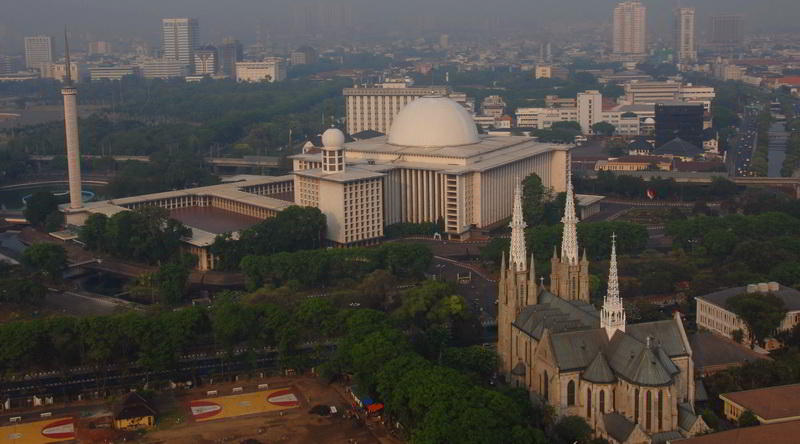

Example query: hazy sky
[2,0,798,51]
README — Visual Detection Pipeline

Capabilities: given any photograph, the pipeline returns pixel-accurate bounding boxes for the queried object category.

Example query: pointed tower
[61,28,83,212]
[498,178,537,380]
[550,152,590,302]
[601,233,626,339]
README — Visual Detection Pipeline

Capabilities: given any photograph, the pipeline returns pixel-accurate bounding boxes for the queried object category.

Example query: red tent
[367,403,384,413]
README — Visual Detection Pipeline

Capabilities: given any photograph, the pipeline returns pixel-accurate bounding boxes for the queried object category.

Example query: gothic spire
[601,233,626,338]
[560,153,579,265]
[509,178,527,272]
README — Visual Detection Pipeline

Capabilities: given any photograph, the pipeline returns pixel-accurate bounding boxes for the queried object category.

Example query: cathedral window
[634,388,640,423]
[599,390,605,414]
[658,390,664,431]
[646,390,652,431]
[567,380,575,406]
[586,387,592,418]
[543,371,549,401]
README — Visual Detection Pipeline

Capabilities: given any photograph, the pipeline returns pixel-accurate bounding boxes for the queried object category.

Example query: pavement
[42,289,133,317]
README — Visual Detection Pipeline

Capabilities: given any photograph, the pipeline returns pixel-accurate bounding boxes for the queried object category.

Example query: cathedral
[496,169,709,444]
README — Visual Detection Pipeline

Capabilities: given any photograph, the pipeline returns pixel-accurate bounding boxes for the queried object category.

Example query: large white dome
[388,96,480,147]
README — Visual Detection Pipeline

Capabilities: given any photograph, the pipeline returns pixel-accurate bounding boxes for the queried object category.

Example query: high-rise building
[161,18,199,67]
[612,1,647,56]
[439,34,449,49]
[577,90,603,134]
[218,38,243,78]
[39,62,80,83]
[290,46,317,66]
[710,14,744,46]
[24,35,53,70]
[88,41,112,56]
[193,45,217,76]
[654,102,704,149]
[343,83,451,135]
[673,8,696,63]
[0,55,12,74]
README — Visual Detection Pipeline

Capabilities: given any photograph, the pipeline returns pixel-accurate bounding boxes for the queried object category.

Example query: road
[42,290,131,317]
[728,104,759,176]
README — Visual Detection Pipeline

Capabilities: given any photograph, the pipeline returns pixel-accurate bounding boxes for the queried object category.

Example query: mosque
[496,176,709,443]
[68,95,570,268]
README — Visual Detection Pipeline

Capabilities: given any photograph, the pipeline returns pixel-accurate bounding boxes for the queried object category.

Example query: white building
[24,35,53,70]
[39,62,80,83]
[235,59,287,83]
[88,41,112,56]
[161,18,199,68]
[293,96,570,241]
[613,1,647,56]
[515,107,578,129]
[623,81,715,113]
[89,65,139,81]
[673,8,697,64]
[140,59,190,79]
[343,83,451,136]
[577,90,603,134]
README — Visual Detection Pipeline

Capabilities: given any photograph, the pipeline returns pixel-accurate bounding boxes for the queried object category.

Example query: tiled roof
[513,291,600,340]
[697,284,800,311]
[654,137,703,157]
[690,331,770,373]
[674,420,800,444]
[550,329,609,371]
[721,384,800,421]
[582,352,616,384]
[603,412,636,442]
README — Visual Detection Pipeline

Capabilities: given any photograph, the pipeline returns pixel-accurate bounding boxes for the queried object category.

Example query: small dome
[322,128,345,148]
[644,117,655,124]
[388,96,480,147]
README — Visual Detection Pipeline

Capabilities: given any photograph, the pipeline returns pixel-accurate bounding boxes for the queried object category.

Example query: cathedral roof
[678,402,701,434]
[582,352,616,384]
[513,291,600,340]
[550,329,609,372]
[606,332,674,387]
[626,320,689,357]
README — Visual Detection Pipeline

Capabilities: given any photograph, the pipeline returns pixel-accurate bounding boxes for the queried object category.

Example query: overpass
[582,171,800,198]
[29,154,282,169]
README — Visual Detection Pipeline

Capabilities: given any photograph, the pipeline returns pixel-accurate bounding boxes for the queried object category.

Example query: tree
[522,173,551,226]
[591,121,616,136]
[727,293,787,347]
[22,243,67,281]
[738,410,759,427]
[154,261,190,306]
[551,121,582,132]
[553,415,592,444]
[23,192,59,229]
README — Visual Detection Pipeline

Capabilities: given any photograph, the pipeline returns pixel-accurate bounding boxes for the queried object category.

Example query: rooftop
[721,384,800,422]
[673,420,800,444]
[690,331,770,375]
[697,284,800,311]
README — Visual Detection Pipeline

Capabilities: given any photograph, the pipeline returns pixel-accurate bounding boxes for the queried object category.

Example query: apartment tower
[612,1,647,56]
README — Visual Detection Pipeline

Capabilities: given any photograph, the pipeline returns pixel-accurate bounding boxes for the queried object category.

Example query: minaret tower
[497,179,537,379]
[601,233,626,338]
[62,28,83,210]
[321,127,346,174]
[550,152,590,302]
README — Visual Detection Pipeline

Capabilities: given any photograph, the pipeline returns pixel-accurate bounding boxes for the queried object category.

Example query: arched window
[613,388,616,411]
[587,387,592,418]
[567,380,576,406]
[634,388,640,423]
[646,390,652,431]
[658,390,664,431]
[543,371,549,401]
[599,390,605,414]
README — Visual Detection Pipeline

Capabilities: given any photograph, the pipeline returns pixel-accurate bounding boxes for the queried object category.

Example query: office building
[235,59,287,83]
[161,18,199,67]
[88,41,112,56]
[612,1,647,56]
[577,90,603,134]
[697,283,800,351]
[497,179,711,442]
[481,95,506,119]
[343,83,451,135]
[193,46,217,76]
[0,55,12,74]
[655,102,704,149]
[140,59,190,79]
[24,35,53,70]
[674,8,697,63]
[89,65,139,81]
[710,14,744,46]
[218,38,243,78]
[290,46,317,65]
[39,62,80,83]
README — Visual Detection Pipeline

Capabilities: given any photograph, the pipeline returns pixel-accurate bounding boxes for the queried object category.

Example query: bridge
[582,171,800,198]
[29,155,282,169]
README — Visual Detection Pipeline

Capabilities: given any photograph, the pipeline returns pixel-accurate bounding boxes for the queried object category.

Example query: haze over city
[1,1,800,443]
